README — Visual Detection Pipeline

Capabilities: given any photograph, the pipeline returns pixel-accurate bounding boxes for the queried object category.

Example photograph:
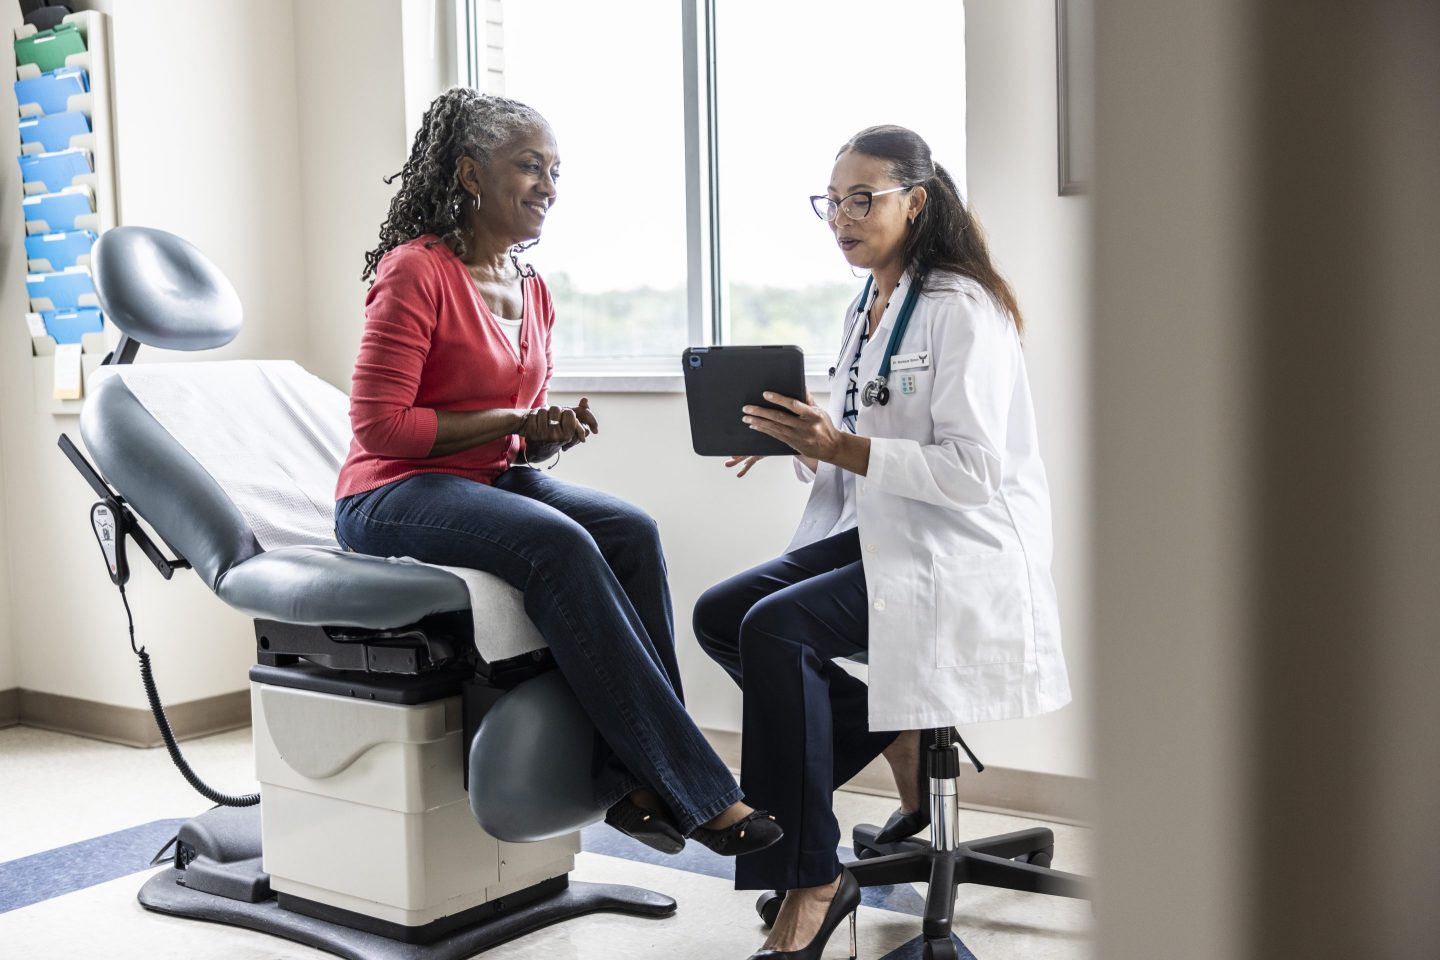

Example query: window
[467,1,965,374]
[714,0,967,364]
[497,0,690,365]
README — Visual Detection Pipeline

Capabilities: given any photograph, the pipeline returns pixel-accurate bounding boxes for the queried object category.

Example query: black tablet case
[682,345,806,457]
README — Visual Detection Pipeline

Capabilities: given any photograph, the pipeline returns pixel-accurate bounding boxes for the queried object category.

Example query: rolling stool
[756,728,1090,960]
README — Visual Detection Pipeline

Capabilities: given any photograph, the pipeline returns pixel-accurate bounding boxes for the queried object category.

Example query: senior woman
[334,88,780,858]
[694,125,1072,959]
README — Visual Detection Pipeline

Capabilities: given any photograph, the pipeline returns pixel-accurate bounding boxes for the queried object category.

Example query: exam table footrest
[139,862,675,960]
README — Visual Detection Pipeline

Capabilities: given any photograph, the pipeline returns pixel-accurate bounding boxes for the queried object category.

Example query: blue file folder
[22,188,93,233]
[18,149,92,194]
[13,67,88,116]
[25,230,96,272]
[18,111,91,153]
[42,308,104,345]
[28,267,97,311]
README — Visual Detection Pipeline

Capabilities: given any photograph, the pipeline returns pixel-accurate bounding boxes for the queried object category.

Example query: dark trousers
[694,528,899,891]
[335,468,743,834]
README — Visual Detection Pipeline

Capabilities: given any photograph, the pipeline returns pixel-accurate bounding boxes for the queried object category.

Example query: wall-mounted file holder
[11,11,119,415]
[14,12,115,234]
[13,64,87,117]
[24,229,96,271]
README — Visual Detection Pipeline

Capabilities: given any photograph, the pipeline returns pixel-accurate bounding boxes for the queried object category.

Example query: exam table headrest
[92,226,242,354]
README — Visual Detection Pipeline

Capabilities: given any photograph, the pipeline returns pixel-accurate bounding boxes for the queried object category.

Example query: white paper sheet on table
[90,360,546,663]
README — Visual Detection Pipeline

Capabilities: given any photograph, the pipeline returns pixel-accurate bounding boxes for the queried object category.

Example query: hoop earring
[849,265,866,279]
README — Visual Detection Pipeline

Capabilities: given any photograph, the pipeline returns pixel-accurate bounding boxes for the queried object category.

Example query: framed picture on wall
[1056,0,1093,195]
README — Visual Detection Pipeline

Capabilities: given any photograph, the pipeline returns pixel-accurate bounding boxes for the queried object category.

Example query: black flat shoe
[746,867,860,960]
[874,728,983,844]
[604,795,685,855]
[688,809,783,857]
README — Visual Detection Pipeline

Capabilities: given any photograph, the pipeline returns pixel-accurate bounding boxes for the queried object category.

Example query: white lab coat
[789,269,1071,730]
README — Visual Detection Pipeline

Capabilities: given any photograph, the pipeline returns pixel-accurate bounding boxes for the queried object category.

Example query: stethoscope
[827,273,924,406]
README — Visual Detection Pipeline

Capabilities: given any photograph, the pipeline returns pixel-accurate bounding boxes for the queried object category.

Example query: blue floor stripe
[4,818,974,958]
[0,818,185,915]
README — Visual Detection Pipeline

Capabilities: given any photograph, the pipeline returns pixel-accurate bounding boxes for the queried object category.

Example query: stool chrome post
[928,743,962,852]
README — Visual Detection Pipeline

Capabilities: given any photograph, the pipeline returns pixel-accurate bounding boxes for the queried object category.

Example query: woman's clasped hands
[520,396,600,451]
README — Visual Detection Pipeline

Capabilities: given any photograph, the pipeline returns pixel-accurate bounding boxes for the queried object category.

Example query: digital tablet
[682,345,807,457]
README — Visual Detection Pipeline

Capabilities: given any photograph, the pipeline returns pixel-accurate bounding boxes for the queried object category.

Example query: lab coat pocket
[933,552,1033,668]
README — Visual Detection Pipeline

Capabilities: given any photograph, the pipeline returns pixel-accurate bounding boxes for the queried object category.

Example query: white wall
[292,0,409,390]
[536,393,813,732]
[0,0,311,708]
[960,0,1093,778]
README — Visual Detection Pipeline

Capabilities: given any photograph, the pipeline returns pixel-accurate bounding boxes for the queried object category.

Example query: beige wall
[961,0,1093,778]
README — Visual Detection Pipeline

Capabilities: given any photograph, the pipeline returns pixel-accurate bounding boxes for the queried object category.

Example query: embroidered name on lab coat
[891,351,930,371]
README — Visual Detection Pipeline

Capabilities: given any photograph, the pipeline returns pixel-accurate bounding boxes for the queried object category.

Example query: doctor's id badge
[890,351,930,371]
[899,372,917,395]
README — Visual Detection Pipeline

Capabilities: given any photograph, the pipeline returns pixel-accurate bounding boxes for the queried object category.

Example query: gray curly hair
[362,87,547,283]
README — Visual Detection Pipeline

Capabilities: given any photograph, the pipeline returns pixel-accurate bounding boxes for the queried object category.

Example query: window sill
[548,372,835,395]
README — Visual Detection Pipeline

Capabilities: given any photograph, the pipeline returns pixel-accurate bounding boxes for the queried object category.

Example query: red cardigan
[335,237,554,500]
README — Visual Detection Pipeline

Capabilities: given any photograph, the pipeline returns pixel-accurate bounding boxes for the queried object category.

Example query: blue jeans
[335,468,743,834]
[694,528,900,890]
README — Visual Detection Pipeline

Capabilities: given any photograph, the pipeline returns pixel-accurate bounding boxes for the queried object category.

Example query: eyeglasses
[809,185,914,222]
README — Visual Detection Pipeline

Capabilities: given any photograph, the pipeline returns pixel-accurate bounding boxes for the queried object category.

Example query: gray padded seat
[80,372,470,630]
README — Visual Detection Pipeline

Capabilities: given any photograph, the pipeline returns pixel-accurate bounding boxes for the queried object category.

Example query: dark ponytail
[841,125,1024,336]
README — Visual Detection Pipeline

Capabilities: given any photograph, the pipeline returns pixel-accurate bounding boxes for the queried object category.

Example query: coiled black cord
[121,584,259,807]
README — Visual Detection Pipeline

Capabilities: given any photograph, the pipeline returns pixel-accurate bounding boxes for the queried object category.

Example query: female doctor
[694,124,1072,960]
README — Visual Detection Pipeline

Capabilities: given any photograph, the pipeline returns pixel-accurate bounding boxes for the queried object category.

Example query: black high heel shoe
[873,727,983,844]
[746,867,860,960]
[687,809,783,857]
[604,795,685,855]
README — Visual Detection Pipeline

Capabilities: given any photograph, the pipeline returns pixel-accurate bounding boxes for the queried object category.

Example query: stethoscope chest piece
[861,377,889,407]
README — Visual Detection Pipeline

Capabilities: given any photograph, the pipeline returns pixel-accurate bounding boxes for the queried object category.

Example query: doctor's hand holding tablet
[687,124,1072,960]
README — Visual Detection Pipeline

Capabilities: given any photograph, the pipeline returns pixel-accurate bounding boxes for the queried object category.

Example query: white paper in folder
[53,342,82,400]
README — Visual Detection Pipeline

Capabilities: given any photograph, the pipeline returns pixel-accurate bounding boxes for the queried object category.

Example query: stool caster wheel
[756,890,783,928]
[923,937,959,960]
[1016,844,1055,869]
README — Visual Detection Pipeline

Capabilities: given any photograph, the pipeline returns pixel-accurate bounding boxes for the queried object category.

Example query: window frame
[458,0,848,385]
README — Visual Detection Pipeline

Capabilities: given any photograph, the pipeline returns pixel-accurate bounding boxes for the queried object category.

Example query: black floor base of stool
[755,823,1089,960]
[139,868,676,960]
[850,822,1087,960]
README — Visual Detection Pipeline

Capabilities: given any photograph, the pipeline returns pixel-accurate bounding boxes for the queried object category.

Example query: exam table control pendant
[91,500,128,586]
